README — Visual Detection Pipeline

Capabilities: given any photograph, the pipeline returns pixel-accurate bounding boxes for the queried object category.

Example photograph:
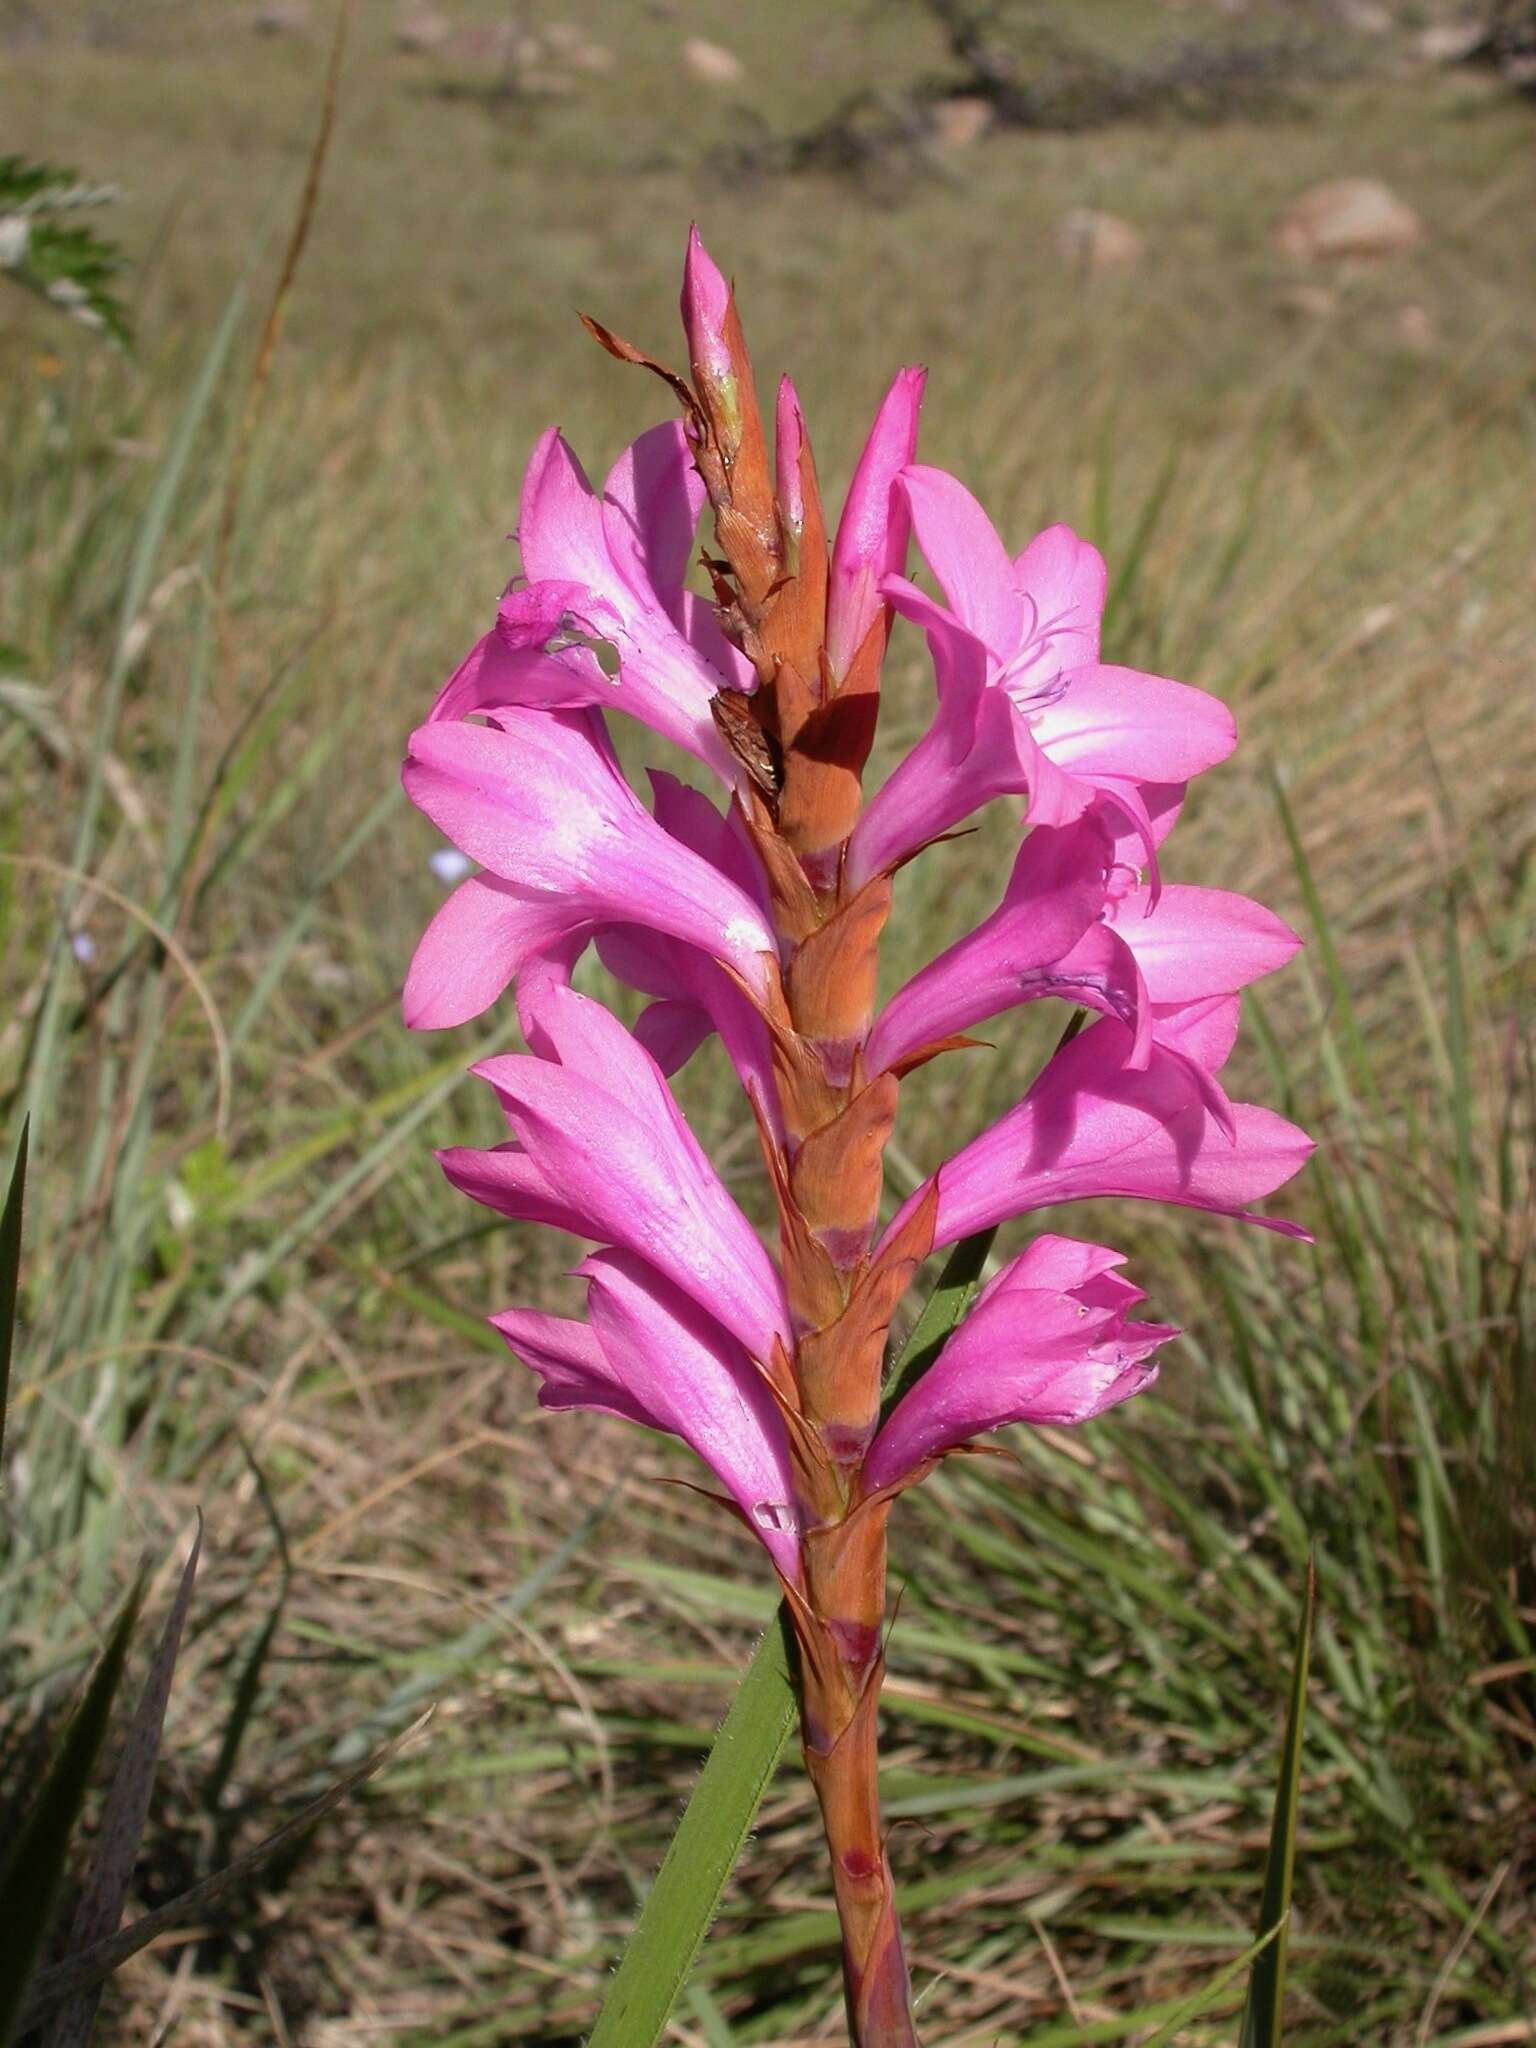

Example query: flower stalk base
[796,1507,917,2046]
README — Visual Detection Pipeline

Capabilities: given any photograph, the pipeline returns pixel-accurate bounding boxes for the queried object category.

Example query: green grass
[2,1,1534,2041]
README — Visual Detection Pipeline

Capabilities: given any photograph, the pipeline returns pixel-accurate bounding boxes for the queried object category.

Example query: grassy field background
[2,1,1534,2042]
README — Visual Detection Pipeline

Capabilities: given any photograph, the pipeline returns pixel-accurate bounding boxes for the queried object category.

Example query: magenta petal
[1030,663,1237,784]
[427,624,602,726]
[469,985,790,1359]
[825,366,925,683]
[439,1140,589,1238]
[490,1305,655,1428]
[864,1233,1173,1491]
[580,1249,801,1578]
[1108,883,1302,1003]
[443,423,740,776]
[634,996,714,1074]
[402,708,777,1002]
[1011,524,1106,674]
[517,428,611,587]
[865,818,1111,1074]
[601,419,706,608]
[493,1259,800,1580]
[403,873,577,1031]
[899,465,1024,660]
[648,770,772,916]
[1041,922,1154,1067]
[1153,993,1242,1072]
[883,1016,1314,1253]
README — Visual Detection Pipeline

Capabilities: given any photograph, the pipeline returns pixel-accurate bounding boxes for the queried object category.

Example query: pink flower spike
[825,366,926,684]
[864,1234,1173,1492]
[882,1014,1315,1255]
[400,707,777,1026]
[461,983,791,1361]
[492,1254,802,1581]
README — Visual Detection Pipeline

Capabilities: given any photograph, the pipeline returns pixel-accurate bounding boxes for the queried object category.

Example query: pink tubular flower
[440,982,790,1363]
[494,1249,801,1580]
[883,1009,1314,1256]
[401,706,777,1029]
[865,811,1300,1077]
[847,468,1235,887]
[427,422,753,779]
[863,1235,1176,1493]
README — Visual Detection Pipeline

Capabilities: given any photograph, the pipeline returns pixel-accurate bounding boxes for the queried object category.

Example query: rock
[682,35,743,84]
[1055,208,1144,271]
[930,95,993,149]
[250,0,309,33]
[395,5,451,54]
[545,20,615,71]
[1395,302,1436,351]
[1416,21,1487,64]
[1275,179,1423,261]
[443,22,525,67]
[1276,282,1338,320]
[1340,0,1394,31]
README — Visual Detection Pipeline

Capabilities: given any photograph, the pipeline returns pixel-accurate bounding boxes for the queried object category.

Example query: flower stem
[797,1508,918,2046]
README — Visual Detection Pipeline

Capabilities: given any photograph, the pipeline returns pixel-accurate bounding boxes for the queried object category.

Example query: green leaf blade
[1239,1554,1316,2048]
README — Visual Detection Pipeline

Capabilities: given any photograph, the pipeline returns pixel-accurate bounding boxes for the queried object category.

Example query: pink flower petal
[899,464,1024,661]
[492,1258,801,1581]
[1029,664,1236,784]
[847,584,1089,887]
[601,419,706,609]
[1010,524,1106,673]
[404,874,575,1031]
[582,1248,801,1578]
[1107,883,1302,1003]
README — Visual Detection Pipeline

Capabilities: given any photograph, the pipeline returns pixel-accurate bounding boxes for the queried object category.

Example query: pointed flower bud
[824,365,925,687]
[681,223,737,426]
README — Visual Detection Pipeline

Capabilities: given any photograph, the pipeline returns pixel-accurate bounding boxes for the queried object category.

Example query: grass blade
[586,1230,998,2047]
[44,1523,202,2048]
[0,1573,144,2043]
[1140,1920,1286,2048]
[1239,1554,1316,2048]
[0,1116,27,1470]
[585,1613,797,2048]
[14,1713,428,2038]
